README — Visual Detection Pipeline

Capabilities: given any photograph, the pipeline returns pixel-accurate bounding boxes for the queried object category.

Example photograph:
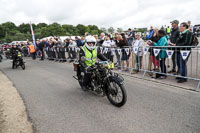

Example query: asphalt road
[0,58,200,133]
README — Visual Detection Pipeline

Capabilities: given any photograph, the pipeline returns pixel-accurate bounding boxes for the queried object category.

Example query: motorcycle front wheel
[106,79,127,107]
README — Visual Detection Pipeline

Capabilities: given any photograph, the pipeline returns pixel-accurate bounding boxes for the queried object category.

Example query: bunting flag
[133,47,138,54]
[103,48,108,54]
[125,48,129,55]
[100,47,103,53]
[30,22,37,48]
[117,49,121,55]
[180,50,190,60]
[153,49,160,57]
[111,48,115,55]
[166,50,174,59]
[143,47,149,55]
[75,48,78,53]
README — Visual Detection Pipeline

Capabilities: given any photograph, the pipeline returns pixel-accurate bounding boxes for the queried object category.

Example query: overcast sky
[0,0,199,29]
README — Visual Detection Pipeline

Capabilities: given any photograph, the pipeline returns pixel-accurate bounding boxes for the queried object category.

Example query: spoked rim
[109,81,123,103]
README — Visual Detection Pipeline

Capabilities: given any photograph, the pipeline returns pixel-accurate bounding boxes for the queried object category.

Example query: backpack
[189,32,199,46]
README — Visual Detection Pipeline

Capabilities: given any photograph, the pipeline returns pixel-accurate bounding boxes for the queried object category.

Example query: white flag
[117,49,121,55]
[143,47,149,55]
[125,48,129,55]
[72,47,74,51]
[153,49,160,57]
[166,50,174,59]
[103,48,108,54]
[100,47,103,53]
[111,48,115,55]
[75,48,79,52]
[133,47,138,54]
[180,50,190,60]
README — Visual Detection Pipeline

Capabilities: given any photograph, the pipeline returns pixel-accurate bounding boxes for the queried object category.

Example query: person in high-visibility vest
[79,35,107,91]
[166,26,171,35]
[29,42,36,60]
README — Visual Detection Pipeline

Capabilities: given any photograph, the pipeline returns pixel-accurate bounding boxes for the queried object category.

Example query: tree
[18,23,31,34]
[0,21,111,42]
[4,33,13,43]
[1,22,17,31]
[1,22,18,36]
[48,22,65,36]
[62,24,75,35]
[108,27,115,34]
[0,25,6,39]
[36,23,48,29]
[90,30,99,35]
[76,24,87,35]
[117,28,123,33]
[100,27,107,33]
[138,28,147,33]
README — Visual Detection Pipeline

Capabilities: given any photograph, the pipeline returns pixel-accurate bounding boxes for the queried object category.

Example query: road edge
[0,70,33,133]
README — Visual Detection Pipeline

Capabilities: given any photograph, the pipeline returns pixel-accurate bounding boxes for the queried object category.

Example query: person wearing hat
[168,20,180,73]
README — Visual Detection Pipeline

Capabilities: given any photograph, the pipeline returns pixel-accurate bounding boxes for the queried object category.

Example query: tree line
[0,22,123,43]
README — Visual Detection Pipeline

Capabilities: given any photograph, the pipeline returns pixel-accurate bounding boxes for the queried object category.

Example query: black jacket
[170,27,180,43]
[79,46,107,68]
[176,30,193,51]
[10,47,22,58]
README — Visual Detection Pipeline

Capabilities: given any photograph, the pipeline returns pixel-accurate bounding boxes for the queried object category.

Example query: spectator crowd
[0,20,199,83]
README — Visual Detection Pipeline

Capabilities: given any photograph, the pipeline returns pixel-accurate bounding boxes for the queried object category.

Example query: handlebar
[95,61,109,65]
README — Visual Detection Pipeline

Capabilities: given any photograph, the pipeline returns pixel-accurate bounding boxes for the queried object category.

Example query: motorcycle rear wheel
[21,62,25,70]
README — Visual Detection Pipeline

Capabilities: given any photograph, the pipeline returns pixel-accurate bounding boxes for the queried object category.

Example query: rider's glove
[85,66,91,73]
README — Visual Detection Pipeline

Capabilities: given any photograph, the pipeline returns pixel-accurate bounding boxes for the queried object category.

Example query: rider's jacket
[10,47,22,59]
[79,45,107,68]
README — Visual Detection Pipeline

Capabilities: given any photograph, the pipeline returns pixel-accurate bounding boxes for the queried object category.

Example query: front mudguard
[103,73,124,93]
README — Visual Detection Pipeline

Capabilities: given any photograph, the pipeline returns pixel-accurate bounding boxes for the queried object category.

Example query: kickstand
[73,75,78,80]
[196,80,200,91]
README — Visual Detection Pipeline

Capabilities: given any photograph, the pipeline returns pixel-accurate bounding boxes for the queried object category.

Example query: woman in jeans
[133,33,144,72]
[153,30,168,79]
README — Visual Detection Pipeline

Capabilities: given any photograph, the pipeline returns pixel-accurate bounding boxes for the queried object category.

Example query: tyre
[12,61,16,69]
[21,62,25,70]
[106,79,127,107]
[78,72,85,91]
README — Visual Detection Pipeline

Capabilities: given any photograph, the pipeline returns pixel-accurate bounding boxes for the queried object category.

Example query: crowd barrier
[42,45,200,90]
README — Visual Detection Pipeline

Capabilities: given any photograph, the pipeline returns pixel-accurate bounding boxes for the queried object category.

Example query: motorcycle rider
[78,35,107,91]
[10,43,22,69]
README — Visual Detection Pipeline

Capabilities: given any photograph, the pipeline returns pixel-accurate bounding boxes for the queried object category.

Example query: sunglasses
[88,42,95,45]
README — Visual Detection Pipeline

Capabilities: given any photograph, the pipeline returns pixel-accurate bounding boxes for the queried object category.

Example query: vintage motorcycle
[74,61,127,107]
[12,52,25,70]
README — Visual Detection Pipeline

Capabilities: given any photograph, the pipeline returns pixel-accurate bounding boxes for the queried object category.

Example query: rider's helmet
[85,35,97,50]
[12,43,17,48]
